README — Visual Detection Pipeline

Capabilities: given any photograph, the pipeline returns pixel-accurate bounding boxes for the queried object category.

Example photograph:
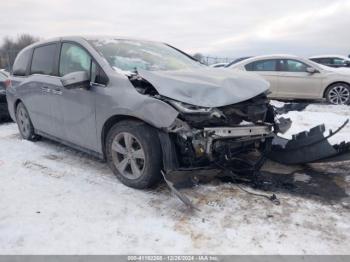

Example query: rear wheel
[106,120,162,189]
[16,102,39,141]
[325,83,350,105]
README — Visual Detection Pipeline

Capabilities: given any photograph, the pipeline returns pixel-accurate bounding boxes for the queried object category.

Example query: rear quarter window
[319,58,332,64]
[12,48,32,76]
[30,44,57,75]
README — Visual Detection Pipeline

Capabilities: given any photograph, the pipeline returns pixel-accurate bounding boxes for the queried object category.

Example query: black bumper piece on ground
[269,119,350,164]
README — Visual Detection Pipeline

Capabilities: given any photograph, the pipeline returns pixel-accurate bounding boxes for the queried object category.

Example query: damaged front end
[128,71,350,208]
[129,71,277,172]
[161,93,276,173]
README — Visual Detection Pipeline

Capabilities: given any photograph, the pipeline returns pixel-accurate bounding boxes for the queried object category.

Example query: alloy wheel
[17,105,31,138]
[111,132,146,179]
[328,85,350,105]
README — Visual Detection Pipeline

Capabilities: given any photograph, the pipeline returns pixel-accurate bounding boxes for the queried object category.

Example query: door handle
[41,86,50,93]
[52,88,62,95]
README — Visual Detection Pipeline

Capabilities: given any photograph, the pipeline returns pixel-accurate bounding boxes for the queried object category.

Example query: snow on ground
[0,102,350,254]
[271,101,350,144]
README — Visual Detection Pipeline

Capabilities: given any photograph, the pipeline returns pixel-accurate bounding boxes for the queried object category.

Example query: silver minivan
[9,36,347,193]
[7,36,278,189]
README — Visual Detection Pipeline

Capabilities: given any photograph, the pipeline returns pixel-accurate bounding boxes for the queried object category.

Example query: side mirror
[61,71,90,89]
[306,67,317,74]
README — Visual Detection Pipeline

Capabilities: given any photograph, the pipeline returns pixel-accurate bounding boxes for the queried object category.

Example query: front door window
[59,43,92,77]
[281,59,308,72]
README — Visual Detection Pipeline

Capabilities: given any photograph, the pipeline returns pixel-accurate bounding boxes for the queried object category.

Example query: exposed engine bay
[130,73,278,171]
[164,94,275,170]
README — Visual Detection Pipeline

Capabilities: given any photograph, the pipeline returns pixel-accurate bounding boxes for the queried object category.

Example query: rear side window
[245,59,277,71]
[12,49,32,76]
[30,44,57,75]
[318,58,332,64]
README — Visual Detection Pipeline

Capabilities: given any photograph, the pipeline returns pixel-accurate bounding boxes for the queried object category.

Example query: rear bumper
[0,94,9,118]
[4,89,16,121]
[0,92,6,102]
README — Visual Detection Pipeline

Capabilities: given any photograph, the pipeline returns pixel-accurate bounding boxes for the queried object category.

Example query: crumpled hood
[137,68,269,107]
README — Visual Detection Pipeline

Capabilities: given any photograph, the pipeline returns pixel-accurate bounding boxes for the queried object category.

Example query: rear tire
[16,102,39,141]
[106,120,162,189]
[325,83,350,105]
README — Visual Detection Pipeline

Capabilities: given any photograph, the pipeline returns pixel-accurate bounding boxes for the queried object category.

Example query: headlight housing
[167,100,224,119]
[168,100,212,114]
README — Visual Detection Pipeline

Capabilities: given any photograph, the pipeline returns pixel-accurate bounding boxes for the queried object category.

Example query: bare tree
[15,34,40,51]
[193,53,205,64]
[0,34,39,70]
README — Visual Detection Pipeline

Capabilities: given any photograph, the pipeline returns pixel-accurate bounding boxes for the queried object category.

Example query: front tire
[325,83,350,105]
[16,102,39,141]
[106,120,162,189]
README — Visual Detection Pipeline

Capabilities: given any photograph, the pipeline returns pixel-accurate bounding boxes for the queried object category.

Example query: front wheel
[325,83,350,105]
[106,120,162,189]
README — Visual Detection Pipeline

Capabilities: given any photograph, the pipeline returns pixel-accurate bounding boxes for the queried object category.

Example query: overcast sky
[2,0,350,58]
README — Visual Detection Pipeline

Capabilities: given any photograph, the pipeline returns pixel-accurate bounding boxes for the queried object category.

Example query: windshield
[89,38,203,72]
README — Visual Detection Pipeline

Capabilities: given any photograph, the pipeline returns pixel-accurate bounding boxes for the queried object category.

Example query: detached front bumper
[269,119,350,164]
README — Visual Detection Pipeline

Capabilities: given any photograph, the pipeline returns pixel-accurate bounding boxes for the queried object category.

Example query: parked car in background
[309,55,350,68]
[7,36,279,190]
[0,69,9,77]
[209,62,228,68]
[228,54,350,105]
[0,71,10,120]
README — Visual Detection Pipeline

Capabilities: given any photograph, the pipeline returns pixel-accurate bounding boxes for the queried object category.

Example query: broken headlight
[168,100,211,114]
[168,100,224,118]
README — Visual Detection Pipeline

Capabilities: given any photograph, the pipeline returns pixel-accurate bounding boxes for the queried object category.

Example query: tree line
[0,34,233,69]
[0,34,39,71]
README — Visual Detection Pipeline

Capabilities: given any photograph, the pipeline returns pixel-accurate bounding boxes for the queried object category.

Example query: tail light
[4,79,11,89]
